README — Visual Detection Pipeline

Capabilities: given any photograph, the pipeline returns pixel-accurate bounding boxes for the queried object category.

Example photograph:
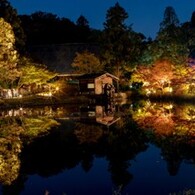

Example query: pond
[0,100,195,195]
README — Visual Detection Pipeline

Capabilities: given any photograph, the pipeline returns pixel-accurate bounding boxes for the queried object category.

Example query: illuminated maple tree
[131,60,175,94]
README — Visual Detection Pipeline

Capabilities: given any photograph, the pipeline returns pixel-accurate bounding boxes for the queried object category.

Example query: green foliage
[21,117,59,139]
[0,118,23,185]
[0,0,25,53]
[18,57,57,87]
[71,50,103,73]
[0,18,20,88]
[101,3,145,77]
[140,6,188,66]
[101,2,130,77]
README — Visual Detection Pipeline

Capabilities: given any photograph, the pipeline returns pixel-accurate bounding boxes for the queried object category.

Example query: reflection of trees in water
[2,115,148,194]
[0,114,60,190]
[74,122,104,144]
[21,117,59,141]
[131,100,195,176]
[131,100,195,137]
[3,101,195,194]
[106,114,148,188]
[153,136,182,176]
[0,118,23,186]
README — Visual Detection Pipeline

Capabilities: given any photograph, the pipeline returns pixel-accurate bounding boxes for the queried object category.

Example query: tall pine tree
[101,2,130,78]
[101,2,145,78]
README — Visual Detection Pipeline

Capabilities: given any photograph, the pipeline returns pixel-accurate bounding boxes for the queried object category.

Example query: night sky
[9,0,195,38]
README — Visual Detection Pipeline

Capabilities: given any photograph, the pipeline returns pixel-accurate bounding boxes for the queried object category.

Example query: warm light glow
[143,82,150,86]
[38,92,52,97]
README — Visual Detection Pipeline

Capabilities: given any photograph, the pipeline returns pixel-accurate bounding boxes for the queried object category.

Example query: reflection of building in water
[0,105,120,126]
[80,104,120,127]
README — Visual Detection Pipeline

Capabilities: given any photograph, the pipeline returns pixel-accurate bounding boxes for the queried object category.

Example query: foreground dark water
[0,101,195,195]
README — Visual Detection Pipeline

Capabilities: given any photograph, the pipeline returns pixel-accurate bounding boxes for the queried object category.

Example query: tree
[71,50,103,73]
[76,15,91,42]
[0,18,20,88]
[76,15,89,28]
[0,0,25,53]
[182,11,195,59]
[18,57,56,87]
[157,6,188,65]
[141,6,188,66]
[19,11,98,45]
[101,3,145,79]
[131,60,175,94]
[159,6,179,31]
[101,3,129,77]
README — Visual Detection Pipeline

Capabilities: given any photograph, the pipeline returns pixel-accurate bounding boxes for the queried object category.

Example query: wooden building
[78,73,119,97]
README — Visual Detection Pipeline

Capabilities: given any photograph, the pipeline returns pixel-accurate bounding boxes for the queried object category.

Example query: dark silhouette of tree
[182,11,195,59]
[19,11,99,46]
[141,6,188,65]
[76,15,89,28]
[160,6,179,31]
[0,0,25,53]
[20,11,72,45]
[157,7,188,65]
[101,2,145,80]
[101,2,129,78]
[190,11,195,28]
[76,15,91,42]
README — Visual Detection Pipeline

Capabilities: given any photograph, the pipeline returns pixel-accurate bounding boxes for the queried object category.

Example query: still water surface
[0,101,195,195]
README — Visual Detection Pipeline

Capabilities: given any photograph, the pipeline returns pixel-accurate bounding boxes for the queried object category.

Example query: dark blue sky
[9,0,195,38]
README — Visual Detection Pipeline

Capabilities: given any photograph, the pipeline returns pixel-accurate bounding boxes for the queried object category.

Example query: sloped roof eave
[95,73,119,81]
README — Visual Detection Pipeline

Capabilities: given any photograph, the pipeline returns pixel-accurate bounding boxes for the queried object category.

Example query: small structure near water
[77,72,119,99]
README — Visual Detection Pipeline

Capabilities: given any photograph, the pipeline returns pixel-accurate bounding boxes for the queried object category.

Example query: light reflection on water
[1,102,195,194]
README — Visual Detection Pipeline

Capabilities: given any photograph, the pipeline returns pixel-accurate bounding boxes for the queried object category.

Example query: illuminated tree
[0,18,20,88]
[0,0,25,53]
[131,60,175,94]
[71,50,103,73]
[18,57,56,87]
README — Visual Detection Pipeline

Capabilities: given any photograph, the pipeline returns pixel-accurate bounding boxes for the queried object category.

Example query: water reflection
[0,103,149,194]
[1,101,195,194]
[0,104,120,127]
[130,100,195,176]
[130,100,195,138]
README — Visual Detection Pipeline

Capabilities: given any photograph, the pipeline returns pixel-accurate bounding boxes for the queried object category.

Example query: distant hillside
[28,43,99,73]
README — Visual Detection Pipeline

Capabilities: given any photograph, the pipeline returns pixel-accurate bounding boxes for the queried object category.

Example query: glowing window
[88,83,94,89]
